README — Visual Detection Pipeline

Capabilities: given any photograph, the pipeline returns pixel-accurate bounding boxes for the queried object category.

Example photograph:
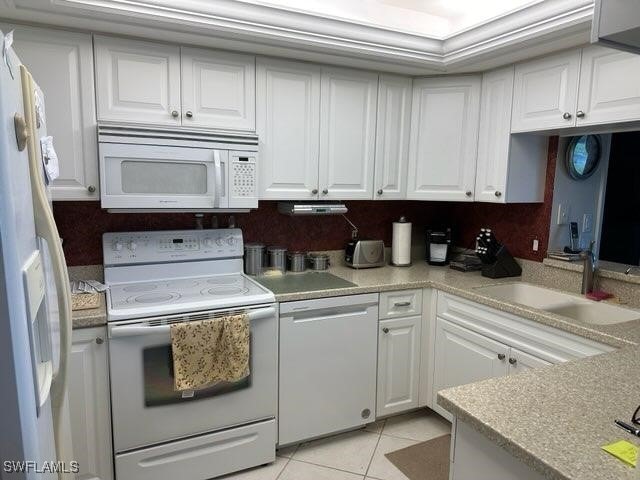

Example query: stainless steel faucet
[580,241,596,295]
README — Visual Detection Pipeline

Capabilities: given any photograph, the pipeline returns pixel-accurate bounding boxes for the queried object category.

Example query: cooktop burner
[131,292,181,304]
[107,273,274,320]
[202,286,250,296]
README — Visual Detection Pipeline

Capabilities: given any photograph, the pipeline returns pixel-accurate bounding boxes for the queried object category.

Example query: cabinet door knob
[508,357,517,365]
[185,111,193,118]
[562,112,572,120]
[87,185,96,193]
[382,327,390,334]
[497,353,506,360]
[322,189,328,195]
[171,110,179,118]
[465,191,472,197]
[95,337,104,345]
[576,110,586,119]
[311,188,318,195]
[377,189,383,196]
[494,191,502,198]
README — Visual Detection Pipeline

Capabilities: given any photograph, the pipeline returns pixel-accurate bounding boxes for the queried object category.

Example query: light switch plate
[557,203,570,225]
[582,213,593,233]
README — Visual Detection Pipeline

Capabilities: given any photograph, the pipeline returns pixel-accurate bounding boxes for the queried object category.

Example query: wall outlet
[582,213,593,233]
[556,203,570,225]
[532,239,539,252]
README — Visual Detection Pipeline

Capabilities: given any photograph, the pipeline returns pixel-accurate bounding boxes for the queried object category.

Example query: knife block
[481,245,522,279]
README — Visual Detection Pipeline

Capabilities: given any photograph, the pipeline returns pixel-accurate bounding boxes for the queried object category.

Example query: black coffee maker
[426,229,451,266]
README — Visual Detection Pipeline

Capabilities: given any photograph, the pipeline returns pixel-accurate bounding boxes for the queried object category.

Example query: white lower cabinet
[433,319,510,420]
[376,315,421,417]
[431,292,613,419]
[69,327,113,480]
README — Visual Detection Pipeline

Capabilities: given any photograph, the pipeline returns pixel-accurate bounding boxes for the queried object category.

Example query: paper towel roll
[392,217,412,266]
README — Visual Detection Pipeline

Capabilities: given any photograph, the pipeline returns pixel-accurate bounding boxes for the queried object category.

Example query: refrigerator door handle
[20,65,74,480]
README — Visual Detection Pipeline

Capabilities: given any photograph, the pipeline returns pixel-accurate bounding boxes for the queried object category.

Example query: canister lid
[244,243,265,251]
[267,246,287,253]
[396,216,410,223]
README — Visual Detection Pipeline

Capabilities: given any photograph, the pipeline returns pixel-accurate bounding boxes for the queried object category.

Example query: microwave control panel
[103,229,243,266]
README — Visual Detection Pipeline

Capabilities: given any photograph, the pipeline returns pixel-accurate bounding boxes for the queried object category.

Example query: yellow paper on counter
[602,440,638,467]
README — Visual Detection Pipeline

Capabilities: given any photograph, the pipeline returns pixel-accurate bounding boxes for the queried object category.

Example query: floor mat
[384,434,451,480]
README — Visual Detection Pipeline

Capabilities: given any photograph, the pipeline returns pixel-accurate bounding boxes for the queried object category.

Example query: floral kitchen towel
[170,314,250,391]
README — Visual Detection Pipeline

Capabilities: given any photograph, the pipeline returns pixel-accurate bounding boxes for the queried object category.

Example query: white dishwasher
[278,293,379,445]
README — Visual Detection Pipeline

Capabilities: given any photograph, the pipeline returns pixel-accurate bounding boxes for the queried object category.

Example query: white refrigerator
[0,30,74,479]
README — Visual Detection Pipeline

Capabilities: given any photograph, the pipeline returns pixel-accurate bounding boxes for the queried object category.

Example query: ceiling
[238,0,542,38]
[0,0,594,75]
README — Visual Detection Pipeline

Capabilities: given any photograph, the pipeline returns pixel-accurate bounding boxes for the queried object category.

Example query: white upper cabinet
[511,50,581,132]
[181,47,255,131]
[475,67,514,203]
[7,24,99,200]
[576,45,640,127]
[474,67,548,204]
[257,58,321,199]
[319,67,378,200]
[407,75,481,202]
[95,36,181,126]
[374,75,412,200]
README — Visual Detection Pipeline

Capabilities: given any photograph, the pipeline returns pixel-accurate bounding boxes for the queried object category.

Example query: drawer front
[115,419,275,480]
[380,289,422,319]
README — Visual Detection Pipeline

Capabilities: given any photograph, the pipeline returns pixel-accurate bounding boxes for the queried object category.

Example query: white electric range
[103,229,278,480]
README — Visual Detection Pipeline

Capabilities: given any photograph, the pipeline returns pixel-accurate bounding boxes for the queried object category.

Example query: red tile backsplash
[53,137,557,266]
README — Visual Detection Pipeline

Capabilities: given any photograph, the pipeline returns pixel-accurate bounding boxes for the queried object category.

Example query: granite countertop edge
[72,293,107,329]
[272,274,637,349]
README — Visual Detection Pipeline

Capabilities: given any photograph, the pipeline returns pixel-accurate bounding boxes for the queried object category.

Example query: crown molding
[0,0,595,74]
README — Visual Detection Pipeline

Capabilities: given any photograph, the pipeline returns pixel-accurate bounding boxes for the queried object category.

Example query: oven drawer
[115,419,276,480]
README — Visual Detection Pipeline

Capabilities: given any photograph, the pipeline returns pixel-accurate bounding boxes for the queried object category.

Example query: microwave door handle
[213,151,222,208]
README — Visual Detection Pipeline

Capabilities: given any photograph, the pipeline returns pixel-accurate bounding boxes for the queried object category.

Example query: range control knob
[113,241,123,252]
[226,237,236,246]
[215,238,224,247]
[128,241,137,251]
[203,238,215,247]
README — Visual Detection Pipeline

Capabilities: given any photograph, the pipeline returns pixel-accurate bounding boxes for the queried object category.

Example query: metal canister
[244,243,265,276]
[308,253,330,271]
[267,246,287,273]
[287,251,307,272]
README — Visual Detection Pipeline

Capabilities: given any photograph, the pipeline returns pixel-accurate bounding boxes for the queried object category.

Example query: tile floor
[220,409,451,480]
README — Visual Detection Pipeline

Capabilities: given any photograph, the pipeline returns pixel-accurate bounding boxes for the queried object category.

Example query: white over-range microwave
[98,125,259,211]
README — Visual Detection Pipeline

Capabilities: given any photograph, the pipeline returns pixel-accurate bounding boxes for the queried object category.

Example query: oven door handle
[109,306,276,338]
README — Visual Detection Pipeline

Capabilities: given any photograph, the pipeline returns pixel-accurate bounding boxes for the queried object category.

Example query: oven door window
[121,160,208,195]
[143,342,251,407]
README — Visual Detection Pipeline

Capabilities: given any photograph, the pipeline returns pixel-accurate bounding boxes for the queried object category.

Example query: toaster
[345,239,386,269]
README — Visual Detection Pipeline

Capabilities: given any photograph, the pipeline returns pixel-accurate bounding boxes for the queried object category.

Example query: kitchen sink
[474,283,576,309]
[475,282,640,325]
[544,302,640,325]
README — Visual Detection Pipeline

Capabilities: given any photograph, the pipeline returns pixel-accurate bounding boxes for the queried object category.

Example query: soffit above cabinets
[0,0,594,75]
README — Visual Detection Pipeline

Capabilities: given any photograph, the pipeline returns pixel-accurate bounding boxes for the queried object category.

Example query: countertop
[72,260,640,479]
[268,262,640,349]
[267,262,640,480]
[437,347,640,480]
[72,293,107,329]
